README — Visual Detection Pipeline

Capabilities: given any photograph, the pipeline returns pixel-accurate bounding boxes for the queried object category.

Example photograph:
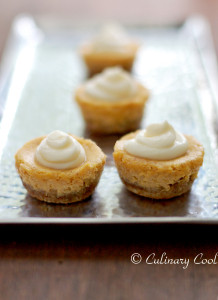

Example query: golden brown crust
[15,135,106,204]
[22,179,100,204]
[113,131,204,199]
[80,43,139,75]
[75,83,149,134]
[121,173,198,199]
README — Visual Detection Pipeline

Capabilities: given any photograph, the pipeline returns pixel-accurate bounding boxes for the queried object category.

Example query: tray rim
[0,14,218,225]
[0,216,217,225]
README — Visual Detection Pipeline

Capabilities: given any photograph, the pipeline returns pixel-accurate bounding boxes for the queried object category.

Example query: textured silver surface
[0,15,217,223]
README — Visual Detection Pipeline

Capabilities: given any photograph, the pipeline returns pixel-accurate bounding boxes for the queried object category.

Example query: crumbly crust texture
[113,131,204,199]
[75,83,149,134]
[15,135,106,204]
[80,43,139,76]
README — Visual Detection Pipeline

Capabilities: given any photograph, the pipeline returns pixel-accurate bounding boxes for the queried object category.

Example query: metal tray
[0,14,218,224]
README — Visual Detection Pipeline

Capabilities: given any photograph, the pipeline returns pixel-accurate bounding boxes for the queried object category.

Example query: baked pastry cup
[15,131,106,204]
[75,67,149,134]
[79,23,139,76]
[113,123,204,199]
[80,43,139,76]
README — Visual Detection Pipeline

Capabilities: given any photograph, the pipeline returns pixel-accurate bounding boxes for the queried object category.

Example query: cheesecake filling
[124,121,188,160]
[91,23,130,53]
[35,130,86,169]
[85,67,137,101]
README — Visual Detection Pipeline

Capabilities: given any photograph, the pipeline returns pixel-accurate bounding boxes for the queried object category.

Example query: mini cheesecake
[79,23,139,75]
[15,132,106,204]
[113,123,204,199]
[75,67,149,134]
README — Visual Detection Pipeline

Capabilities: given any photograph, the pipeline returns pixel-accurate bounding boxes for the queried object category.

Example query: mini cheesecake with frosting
[75,66,149,134]
[15,130,106,204]
[113,121,204,199]
[79,23,139,75]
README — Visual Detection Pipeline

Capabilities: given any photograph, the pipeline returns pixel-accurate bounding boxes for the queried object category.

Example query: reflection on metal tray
[0,15,218,224]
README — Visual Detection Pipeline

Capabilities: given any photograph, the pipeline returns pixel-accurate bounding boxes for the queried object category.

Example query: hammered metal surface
[0,20,217,221]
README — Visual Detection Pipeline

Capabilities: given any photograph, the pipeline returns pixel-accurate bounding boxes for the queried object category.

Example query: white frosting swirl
[85,67,137,101]
[124,121,188,160]
[35,130,86,169]
[91,23,130,53]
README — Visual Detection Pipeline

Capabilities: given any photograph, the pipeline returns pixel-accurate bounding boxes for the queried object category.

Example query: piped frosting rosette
[85,67,137,101]
[124,121,188,160]
[35,130,86,169]
[91,23,130,53]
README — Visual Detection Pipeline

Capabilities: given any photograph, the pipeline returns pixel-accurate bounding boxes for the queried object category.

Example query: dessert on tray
[79,23,139,75]
[113,121,204,199]
[75,66,149,134]
[15,130,106,204]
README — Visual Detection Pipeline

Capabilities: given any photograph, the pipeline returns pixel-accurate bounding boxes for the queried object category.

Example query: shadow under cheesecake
[19,184,203,219]
[20,194,99,218]
[117,186,200,218]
